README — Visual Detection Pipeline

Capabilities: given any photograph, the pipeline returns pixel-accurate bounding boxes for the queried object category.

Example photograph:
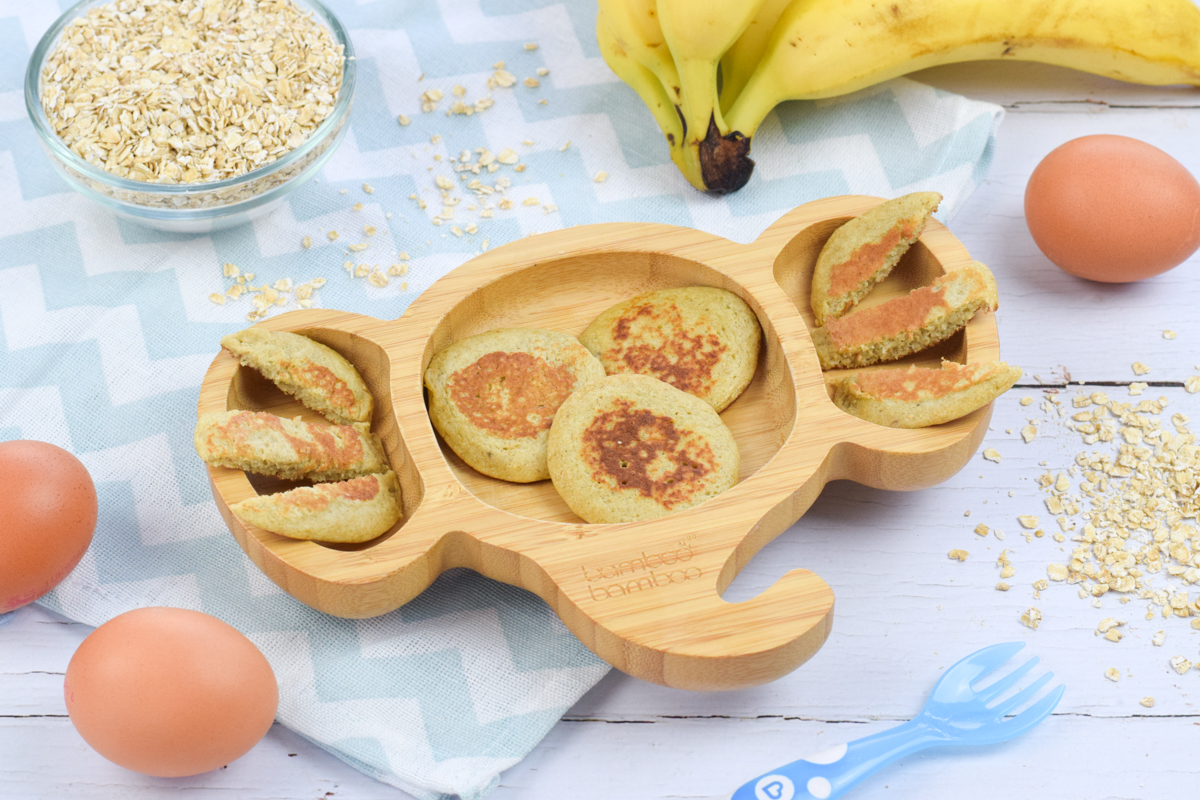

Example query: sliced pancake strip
[579,286,761,412]
[547,374,740,523]
[811,192,942,326]
[830,361,1022,428]
[221,328,373,425]
[811,261,999,370]
[194,409,388,482]
[230,471,402,544]
[424,328,606,483]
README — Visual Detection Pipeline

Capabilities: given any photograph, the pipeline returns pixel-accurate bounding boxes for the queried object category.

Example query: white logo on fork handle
[754,775,795,800]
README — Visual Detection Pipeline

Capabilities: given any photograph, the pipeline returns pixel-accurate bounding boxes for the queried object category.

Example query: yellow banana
[599,0,1200,195]
[655,0,768,192]
[596,13,684,152]
[716,0,1200,190]
[596,0,681,105]
[717,0,804,114]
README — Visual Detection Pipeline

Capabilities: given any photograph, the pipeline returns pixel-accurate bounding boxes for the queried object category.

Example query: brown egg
[64,607,278,777]
[0,440,97,613]
[1024,134,1200,282]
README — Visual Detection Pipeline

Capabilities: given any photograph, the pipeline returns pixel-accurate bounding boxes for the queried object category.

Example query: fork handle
[728,720,943,800]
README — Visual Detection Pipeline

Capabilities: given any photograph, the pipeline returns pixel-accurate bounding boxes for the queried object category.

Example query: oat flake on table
[40,0,343,184]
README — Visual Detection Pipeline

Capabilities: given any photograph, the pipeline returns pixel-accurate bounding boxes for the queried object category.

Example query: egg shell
[1024,134,1200,283]
[0,440,97,613]
[64,607,278,777]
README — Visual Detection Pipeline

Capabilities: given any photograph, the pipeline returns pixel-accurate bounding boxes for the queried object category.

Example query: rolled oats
[1020,607,1042,629]
[40,0,344,204]
[1104,667,1120,681]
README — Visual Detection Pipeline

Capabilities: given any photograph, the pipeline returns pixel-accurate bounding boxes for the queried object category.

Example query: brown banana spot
[605,301,727,397]
[581,399,716,509]
[449,351,577,439]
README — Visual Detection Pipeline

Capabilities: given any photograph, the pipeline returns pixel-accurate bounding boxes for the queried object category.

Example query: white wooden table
[4,62,1200,799]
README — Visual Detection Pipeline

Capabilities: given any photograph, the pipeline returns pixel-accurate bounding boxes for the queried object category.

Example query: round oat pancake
[547,374,740,523]
[424,328,605,483]
[578,286,761,412]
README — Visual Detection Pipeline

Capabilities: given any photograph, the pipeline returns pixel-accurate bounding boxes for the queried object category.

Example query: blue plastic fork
[726,642,1064,800]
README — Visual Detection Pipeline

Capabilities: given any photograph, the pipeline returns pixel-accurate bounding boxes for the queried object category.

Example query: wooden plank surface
[5,62,1200,798]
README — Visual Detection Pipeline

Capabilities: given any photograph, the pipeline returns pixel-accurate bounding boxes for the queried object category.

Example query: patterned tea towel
[0,0,1002,797]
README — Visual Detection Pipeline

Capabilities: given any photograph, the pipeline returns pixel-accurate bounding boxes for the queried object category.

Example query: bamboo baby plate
[197,195,1000,691]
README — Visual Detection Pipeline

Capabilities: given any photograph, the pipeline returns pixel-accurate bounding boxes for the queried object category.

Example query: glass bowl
[24,0,357,233]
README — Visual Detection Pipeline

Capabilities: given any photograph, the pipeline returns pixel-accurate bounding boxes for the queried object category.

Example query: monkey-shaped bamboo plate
[198,195,1000,691]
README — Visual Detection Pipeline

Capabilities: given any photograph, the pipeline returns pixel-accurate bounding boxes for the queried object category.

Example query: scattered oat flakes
[1170,655,1193,674]
[1153,631,1166,646]
[1132,362,1151,375]
[1129,382,1148,396]
[1020,607,1042,629]
[525,42,538,50]
[1047,563,1068,582]
[328,231,339,241]
[363,183,374,194]
[948,549,969,562]
[983,448,1002,463]
[537,67,550,76]
[974,523,990,537]
[524,77,540,88]
[398,114,411,126]
[1021,396,1034,406]
[1140,696,1155,708]
[301,236,312,249]
[353,202,364,212]
[1186,376,1200,394]
[1164,330,1177,339]
[492,69,517,88]
[209,293,226,305]
[1021,425,1037,443]
[421,88,444,111]
[367,270,389,288]
[996,582,1010,591]
[1105,667,1121,682]
[559,140,571,151]
[594,171,609,183]
[1018,515,1040,529]
[364,226,376,237]
[523,197,540,206]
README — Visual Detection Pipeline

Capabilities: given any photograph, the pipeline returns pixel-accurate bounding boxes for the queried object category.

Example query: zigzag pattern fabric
[0,1,1002,798]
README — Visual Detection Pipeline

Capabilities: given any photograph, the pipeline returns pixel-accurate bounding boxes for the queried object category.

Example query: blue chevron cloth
[0,1,1002,798]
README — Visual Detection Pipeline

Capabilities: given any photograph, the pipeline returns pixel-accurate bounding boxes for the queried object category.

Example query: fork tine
[959,641,1026,681]
[976,656,1039,703]
[991,671,1054,717]
[1006,684,1066,730]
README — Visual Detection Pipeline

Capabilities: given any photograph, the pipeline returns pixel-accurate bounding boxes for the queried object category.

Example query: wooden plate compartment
[198,196,1000,690]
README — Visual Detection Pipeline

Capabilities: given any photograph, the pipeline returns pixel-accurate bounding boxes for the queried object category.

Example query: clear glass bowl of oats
[24,0,356,233]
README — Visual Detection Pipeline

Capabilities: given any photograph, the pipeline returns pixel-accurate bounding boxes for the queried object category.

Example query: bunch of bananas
[597,0,1200,195]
